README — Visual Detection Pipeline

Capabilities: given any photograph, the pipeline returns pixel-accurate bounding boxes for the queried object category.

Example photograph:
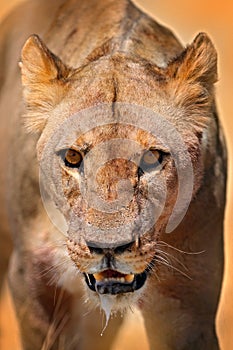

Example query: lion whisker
[155,254,192,280]
[157,240,205,255]
[39,258,69,280]
[41,289,70,350]
[155,248,189,272]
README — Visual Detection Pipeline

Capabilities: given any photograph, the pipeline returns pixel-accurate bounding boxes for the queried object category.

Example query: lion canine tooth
[93,273,104,281]
[86,274,91,285]
[125,274,134,283]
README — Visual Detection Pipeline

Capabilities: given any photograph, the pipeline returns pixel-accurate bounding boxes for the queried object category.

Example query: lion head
[19,32,218,315]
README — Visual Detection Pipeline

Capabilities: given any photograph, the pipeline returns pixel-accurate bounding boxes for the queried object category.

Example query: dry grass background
[0,0,232,349]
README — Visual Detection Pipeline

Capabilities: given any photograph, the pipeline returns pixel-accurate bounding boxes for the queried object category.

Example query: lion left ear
[20,34,73,133]
[168,33,217,87]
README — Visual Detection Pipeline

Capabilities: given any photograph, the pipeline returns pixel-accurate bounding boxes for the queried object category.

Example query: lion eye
[64,149,83,168]
[140,149,163,171]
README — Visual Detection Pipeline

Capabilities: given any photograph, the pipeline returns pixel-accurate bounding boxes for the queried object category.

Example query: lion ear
[168,33,217,86]
[167,33,217,108]
[20,35,72,133]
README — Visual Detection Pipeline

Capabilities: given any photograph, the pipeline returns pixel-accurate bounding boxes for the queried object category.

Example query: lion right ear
[20,35,73,133]
[167,33,217,88]
[166,33,217,111]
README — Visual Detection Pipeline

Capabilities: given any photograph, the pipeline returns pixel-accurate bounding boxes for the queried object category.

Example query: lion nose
[86,241,135,255]
[87,241,136,270]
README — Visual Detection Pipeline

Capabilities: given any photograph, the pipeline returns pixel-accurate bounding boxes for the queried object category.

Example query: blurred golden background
[0,0,232,349]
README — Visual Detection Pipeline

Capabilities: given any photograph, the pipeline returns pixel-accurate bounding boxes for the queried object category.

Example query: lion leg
[142,292,220,350]
[8,251,122,350]
[8,251,73,350]
[141,267,221,350]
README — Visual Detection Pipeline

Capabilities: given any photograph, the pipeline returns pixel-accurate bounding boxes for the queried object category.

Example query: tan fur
[0,0,227,349]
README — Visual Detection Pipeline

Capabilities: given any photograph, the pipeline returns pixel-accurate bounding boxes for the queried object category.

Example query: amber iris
[141,149,162,168]
[64,149,83,168]
[143,150,160,165]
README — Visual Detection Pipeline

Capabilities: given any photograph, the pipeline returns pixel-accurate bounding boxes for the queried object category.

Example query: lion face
[58,123,173,296]
[20,33,217,310]
[39,108,178,303]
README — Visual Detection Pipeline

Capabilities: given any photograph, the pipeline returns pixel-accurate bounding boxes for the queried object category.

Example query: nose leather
[86,241,135,270]
[86,240,134,255]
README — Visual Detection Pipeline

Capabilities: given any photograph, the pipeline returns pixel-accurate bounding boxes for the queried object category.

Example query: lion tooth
[93,273,104,281]
[93,272,135,284]
[86,274,91,285]
[125,274,134,283]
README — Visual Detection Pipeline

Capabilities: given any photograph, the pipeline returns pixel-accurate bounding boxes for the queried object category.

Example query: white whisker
[157,240,205,255]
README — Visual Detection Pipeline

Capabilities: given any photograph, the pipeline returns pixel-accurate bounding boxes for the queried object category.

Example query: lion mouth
[84,269,147,294]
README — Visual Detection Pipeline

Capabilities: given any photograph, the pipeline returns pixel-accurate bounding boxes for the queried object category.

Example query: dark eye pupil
[139,150,163,173]
[64,149,82,168]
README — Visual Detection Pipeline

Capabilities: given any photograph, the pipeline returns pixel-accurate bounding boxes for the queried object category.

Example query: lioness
[0,0,227,349]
